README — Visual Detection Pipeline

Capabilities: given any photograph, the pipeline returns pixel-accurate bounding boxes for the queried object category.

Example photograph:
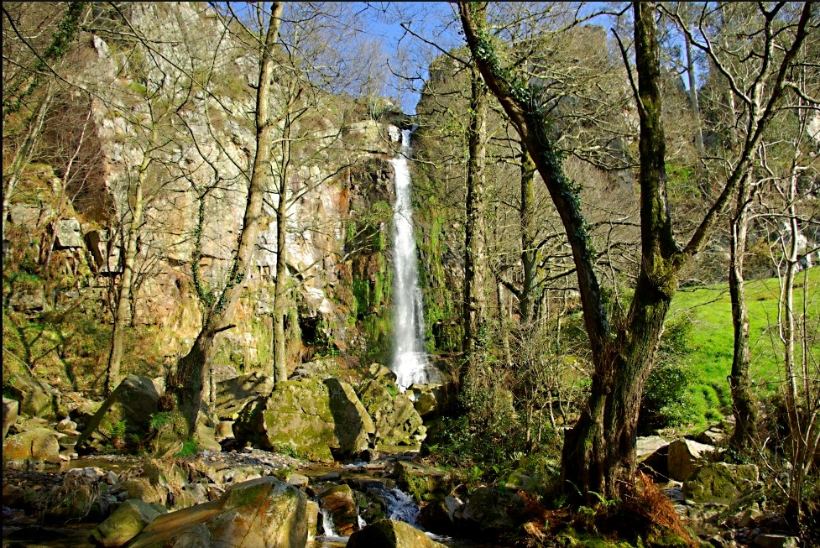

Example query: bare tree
[167,2,284,431]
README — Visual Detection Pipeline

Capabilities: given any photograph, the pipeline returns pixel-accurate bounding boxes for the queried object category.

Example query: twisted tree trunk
[169,3,283,432]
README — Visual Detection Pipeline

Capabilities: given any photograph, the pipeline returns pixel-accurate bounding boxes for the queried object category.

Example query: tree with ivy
[458,0,813,500]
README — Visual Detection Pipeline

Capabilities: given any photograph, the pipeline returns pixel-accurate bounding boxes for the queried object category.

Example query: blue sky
[349,2,463,113]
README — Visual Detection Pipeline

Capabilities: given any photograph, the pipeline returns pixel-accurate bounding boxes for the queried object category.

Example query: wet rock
[3,397,19,440]
[306,500,320,543]
[667,438,715,481]
[47,467,115,521]
[319,483,360,536]
[214,372,273,421]
[347,519,445,548]
[395,461,451,502]
[683,462,759,504]
[3,427,61,464]
[78,375,160,453]
[128,477,309,548]
[90,498,165,547]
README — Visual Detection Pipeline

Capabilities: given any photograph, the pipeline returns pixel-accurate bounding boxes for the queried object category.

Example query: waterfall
[390,128,431,391]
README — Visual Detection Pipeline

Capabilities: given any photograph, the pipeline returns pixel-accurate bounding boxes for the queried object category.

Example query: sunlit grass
[667,267,819,429]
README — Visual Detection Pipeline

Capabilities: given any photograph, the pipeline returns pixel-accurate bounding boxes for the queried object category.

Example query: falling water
[390,128,432,390]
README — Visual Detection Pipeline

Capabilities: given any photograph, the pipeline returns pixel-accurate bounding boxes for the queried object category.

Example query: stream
[1,452,491,547]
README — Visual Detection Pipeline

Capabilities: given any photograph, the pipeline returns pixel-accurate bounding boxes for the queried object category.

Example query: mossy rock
[324,378,375,456]
[395,461,452,502]
[3,427,61,463]
[77,375,159,453]
[357,378,426,452]
[91,499,165,547]
[682,462,759,504]
[129,477,308,548]
[259,378,336,462]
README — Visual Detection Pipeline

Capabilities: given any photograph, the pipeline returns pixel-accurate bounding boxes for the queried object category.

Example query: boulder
[319,483,360,536]
[418,496,463,533]
[412,388,438,417]
[347,519,445,548]
[285,472,310,488]
[3,397,19,440]
[214,372,273,420]
[683,462,760,504]
[636,435,669,461]
[78,375,160,453]
[325,377,375,456]
[395,461,451,502]
[119,459,191,510]
[91,499,165,547]
[8,283,46,312]
[3,427,61,464]
[667,438,715,481]
[215,420,234,442]
[236,377,375,462]
[254,378,337,462]
[358,378,426,452]
[456,486,521,533]
[128,477,309,548]
[4,371,57,419]
[54,218,84,248]
[693,425,728,446]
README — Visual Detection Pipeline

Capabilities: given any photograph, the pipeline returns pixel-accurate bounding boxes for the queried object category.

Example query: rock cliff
[3,2,404,390]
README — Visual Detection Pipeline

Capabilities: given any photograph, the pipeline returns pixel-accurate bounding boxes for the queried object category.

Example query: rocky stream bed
[1,366,808,547]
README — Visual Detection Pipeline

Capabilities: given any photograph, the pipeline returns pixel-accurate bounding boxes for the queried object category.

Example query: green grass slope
[666,267,819,431]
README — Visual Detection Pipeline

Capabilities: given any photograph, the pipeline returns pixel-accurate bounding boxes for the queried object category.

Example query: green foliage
[175,438,199,458]
[109,419,127,440]
[639,315,697,432]
[149,411,172,431]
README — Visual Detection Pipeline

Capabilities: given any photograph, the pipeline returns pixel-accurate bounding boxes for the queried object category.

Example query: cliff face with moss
[2,2,404,395]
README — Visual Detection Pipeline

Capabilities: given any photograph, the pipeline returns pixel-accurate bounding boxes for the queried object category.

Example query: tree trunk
[2,84,53,244]
[169,3,283,433]
[272,119,290,386]
[684,32,705,156]
[562,0,679,499]
[519,144,537,323]
[728,173,757,449]
[462,63,488,360]
[105,158,147,395]
[562,272,673,498]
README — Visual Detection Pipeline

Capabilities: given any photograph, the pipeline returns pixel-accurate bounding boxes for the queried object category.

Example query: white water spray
[390,128,433,390]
